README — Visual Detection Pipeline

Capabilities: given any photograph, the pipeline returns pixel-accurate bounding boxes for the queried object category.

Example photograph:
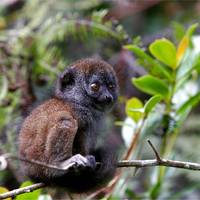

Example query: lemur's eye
[108,84,115,90]
[90,83,100,92]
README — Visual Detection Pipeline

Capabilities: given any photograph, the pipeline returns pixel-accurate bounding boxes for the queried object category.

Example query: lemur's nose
[104,95,113,104]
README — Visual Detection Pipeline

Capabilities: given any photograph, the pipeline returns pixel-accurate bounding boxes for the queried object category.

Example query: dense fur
[19,58,119,192]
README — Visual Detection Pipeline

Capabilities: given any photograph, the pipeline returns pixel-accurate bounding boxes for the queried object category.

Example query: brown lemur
[18,58,119,193]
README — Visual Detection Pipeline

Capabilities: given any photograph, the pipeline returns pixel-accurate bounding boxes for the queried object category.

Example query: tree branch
[117,159,200,170]
[1,140,200,199]
[0,183,45,199]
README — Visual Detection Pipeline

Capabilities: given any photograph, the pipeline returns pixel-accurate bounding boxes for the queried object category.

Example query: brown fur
[19,98,77,177]
[70,58,115,74]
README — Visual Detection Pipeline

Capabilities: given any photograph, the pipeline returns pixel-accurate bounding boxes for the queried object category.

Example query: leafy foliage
[124,23,200,199]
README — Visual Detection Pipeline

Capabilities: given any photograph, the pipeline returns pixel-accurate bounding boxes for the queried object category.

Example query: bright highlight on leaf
[176,36,189,66]
[176,23,198,67]
[132,75,169,98]
[126,97,143,122]
[149,38,177,69]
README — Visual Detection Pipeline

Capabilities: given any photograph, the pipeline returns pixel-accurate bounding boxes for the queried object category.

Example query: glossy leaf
[125,97,143,122]
[186,23,198,37]
[16,181,41,200]
[144,95,161,114]
[176,36,189,66]
[0,187,11,200]
[176,23,198,68]
[176,48,200,81]
[177,92,200,116]
[132,75,169,98]
[149,38,177,69]
[124,45,172,80]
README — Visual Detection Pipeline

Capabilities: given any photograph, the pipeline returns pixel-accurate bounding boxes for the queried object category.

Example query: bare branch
[117,159,200,170]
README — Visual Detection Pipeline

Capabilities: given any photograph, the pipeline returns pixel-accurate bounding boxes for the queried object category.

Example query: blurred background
[1,0,200,199]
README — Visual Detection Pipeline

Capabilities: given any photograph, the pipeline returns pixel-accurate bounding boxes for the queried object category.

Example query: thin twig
[147,139,162,162]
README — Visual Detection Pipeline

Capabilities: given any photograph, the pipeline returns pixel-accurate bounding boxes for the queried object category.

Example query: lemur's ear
[55,67,75,98]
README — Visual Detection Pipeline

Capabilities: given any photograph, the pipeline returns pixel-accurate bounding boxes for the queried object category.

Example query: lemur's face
[85,70,118,111]
[55,58,119,112]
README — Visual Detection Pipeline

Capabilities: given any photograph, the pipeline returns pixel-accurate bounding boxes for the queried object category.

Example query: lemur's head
[55,58,119,112]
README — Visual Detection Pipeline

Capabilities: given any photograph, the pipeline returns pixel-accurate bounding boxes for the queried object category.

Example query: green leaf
[176,59,200,92]
[125,188,142,199]
[149,38,177,69]
[176,35,189,66]
[176,23,198,68]
[124,45,172,80]
[177,92,200,116]
[171,21,185,41]
[15,181,41,200]
[186,23,198,37]
[176,48,200,81]
[126,97,143,122]
[132,36,142,46]
[0,187,12,200]
[132,75,169,98]
[149,181,162,199]
[92,10,108,23]
[144,95,161,115]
